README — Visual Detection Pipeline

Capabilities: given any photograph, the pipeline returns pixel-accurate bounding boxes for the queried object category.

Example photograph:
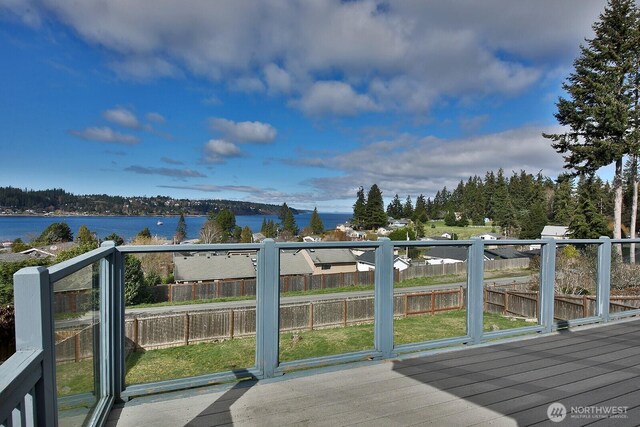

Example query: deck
[106,318,640,426]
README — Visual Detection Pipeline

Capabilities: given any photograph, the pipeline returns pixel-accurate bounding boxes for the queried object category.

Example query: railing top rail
[117,243,263,253]
[48,243,116,283]
[0,349,43,420]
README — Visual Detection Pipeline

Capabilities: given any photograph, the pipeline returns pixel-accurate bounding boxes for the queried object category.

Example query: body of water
[0,212,352,242]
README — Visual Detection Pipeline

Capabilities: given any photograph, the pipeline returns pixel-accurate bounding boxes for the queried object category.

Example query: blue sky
[0,1,613,212]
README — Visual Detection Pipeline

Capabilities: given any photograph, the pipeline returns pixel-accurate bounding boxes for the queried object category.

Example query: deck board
[107,319,640,426]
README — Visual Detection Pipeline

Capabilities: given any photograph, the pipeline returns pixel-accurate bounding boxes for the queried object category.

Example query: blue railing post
[467,238,484,344]
[539,239,556,333]
[374,238,394,358]
[111,245,126,400]
[597,236,612,322]
[13,267,58,426]
[98,241,117,403]
[257,239,279,377]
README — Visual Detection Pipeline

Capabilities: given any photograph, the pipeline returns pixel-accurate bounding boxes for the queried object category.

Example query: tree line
[352,169,621,240]
[0,186,300,217]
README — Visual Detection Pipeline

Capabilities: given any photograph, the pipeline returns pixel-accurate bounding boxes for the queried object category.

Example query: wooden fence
[151,258,529,304]
[55,288,464,359]
[484,288,640,321]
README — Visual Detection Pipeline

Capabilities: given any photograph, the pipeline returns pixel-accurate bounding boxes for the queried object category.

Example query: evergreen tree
[215,209,236,235]
[444,210,457,227]
[413,194,428,223]
[386,194,403,218]
[552,175,575,225]
[570,176,611,238]
[280,204,298,236]
[352,187,367,230]
[76,224,97,246]
[403,195,414,218]
[261,219,277,238]
[544,0,640,244]
[136,227,151,240]
[175,212,187,242]
[104,233,124,246]
[309,207,324,234]
[364,184,387,229]
[34,222,73,245]
[240,226,253,243]
[519,201,548,239]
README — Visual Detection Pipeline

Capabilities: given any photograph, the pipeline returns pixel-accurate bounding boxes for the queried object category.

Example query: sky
[0,0,617,212]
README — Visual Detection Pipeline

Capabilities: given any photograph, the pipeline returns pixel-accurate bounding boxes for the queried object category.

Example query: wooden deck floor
[106,319,640,426]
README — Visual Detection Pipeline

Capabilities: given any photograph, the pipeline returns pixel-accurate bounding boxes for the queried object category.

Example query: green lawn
[424,220,495,240]
[55,310,532,394]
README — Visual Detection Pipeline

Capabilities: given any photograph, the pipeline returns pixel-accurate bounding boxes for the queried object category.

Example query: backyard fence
[145,257,530,304]
[55,287,464,359]
[484,288,640,321]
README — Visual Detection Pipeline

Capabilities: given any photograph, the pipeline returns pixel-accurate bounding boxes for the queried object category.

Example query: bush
[124,256,151,305]
[0,304,15,360]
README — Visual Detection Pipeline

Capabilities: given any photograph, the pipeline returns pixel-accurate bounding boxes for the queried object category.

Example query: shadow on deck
[107,319,640,426]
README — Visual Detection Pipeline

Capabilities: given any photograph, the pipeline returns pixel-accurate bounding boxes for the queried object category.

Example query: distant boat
[157,221,164,226]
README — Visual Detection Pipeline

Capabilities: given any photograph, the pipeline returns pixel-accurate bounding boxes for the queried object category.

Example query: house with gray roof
[301,248,357,275]
[173,251,257,283]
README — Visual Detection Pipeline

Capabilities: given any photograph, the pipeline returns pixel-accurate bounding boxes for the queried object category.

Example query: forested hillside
[0,187,298,216]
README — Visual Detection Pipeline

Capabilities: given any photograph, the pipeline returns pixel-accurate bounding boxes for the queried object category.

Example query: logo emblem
[547,402,567,422]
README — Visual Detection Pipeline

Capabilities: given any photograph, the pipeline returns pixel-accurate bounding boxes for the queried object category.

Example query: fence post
[467,238,484,344]
[14,266,58,426]
[597,236,611,322]
[256,239,279,378]
[374,238,394,358]
[539,239,556,333]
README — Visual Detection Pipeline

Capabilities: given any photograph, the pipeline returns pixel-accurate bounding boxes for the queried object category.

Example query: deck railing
[2,236,640,426]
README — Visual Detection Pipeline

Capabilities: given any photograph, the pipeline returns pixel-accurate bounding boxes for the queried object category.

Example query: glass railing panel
[554,243,598,324]
[278,247,374,363]
[54,262,101,427]
[483,244,539,333]
[124,249,256,386]
[394,244,468,346]
[610,242,640,316]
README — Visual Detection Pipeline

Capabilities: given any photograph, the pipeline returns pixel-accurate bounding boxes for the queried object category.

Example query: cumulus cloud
[208,118,277,143]
[124,165,207,178]
[293,81,380,116]
[4,0,605,116]
[202,139,242,163]
[69,126,139,144]
[288,125,567,199]
[103,107,140,129]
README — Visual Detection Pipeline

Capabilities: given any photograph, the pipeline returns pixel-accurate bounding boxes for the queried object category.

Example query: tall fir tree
[309,207,324,234]
[551,175,575,225]
[175,212,187,242]
[386,194,403,218]
[413,194,428,223]
[240,226,253,243]
[403,195,414,218]
[570,176,611,238]
[544,0,640,246]
[352,186,367,230]
[365,184,388,229]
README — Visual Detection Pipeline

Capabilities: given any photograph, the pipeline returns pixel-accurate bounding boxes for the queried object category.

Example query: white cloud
[7,0,605,116]
[146,112,165,123]
[293,81,380,116]
[103,107,140,129]
[290,125,567,199]
[124,165,206,178]
[208,118,277,143]
[69,126,139,144]
[202,139,242,163]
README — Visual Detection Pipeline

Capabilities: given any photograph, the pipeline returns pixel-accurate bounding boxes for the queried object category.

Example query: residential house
[389,218,411,229]
[301,248,358,275]
[540,226,569,240]
[173,251,257,283]
[356,250,411,272]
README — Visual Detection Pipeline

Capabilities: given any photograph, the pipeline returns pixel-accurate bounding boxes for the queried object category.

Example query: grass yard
[55,311,532,395]
[424,220,496,240]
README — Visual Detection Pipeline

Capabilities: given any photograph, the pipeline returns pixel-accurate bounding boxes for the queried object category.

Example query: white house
[540,225,569,240]
[356,251,411,272]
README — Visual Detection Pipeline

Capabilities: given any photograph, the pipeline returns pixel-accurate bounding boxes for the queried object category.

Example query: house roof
[541,225,569,237]
[423,246,469,262]
[305,248,356,265]
[0,252,35,263]
[173,252,257,282]
[484,247,528,260]
[280,251,314,275]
